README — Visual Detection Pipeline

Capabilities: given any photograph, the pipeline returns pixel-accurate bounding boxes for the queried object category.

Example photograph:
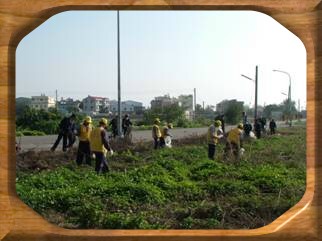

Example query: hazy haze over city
[16,10,306,109]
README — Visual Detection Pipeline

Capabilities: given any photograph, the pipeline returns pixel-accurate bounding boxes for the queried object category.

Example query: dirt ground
[16,134,208,173]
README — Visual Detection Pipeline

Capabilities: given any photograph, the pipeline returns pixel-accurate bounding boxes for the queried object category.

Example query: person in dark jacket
[109,115,118,138]
[244,121,252,137]
[254,118,262,139]
[269,119,277,135]
[51,113,76,152]
[242,111,248,126]
[122,114,132,136]
[260,117,267,134]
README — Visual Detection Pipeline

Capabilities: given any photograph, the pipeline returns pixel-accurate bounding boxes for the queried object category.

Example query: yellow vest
[152,124,161,139]
[227,128,242,145]
[207,125,221,145]
[90,127,104,152]
[79,124,92,142]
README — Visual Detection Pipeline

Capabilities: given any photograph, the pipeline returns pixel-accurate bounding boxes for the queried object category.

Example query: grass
[16,126,306,229]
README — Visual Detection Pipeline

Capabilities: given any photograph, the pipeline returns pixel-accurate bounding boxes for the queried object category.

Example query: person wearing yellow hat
[152,118,162,149]
[160,122,174,148]
[224,123,244,161]
[90,118,113,174]
[207,119,224,160]
[76,116,93,166]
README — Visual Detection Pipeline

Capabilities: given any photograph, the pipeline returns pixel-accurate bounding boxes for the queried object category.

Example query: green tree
[281,99,297,119]
[262,104,281,119]
[16,107,64,134]
[195,104,215,120]
[224,101,244,124]
[16,97,31,117]
[143,104,185,125]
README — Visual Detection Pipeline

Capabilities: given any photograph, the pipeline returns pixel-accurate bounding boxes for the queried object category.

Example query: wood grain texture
[0,0,320,240]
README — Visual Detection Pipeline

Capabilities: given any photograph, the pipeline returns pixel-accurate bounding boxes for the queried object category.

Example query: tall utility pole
[273,69,292,126]
[255,65,258,121]
[55,90,58,110]
[117,10,122,137]
[193,88,196,119]
[298,99,300,120]
[241,65,258,122]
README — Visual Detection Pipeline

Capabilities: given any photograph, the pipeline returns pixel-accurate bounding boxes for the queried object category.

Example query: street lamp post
[117,10,122,136]
[241,65,258,122]
[273,69,292,126]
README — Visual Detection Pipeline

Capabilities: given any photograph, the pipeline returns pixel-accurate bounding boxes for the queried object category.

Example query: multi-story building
[177,95,194,120]
[58,98,81,114]
[82,95,109,115]
[109,100,144,113]
[178,94,193,110]
[29,94,56,111]
[150,94,178,109]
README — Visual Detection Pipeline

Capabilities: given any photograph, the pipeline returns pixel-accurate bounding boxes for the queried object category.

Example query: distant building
[151,94,178,109]
[58,98,81,114]
[178,95,194,120]
[30,94,55,111]
[178,94,193,110]
[184,110,194,120]
[216,99,244,113]
[82,95,109,115]
[109,100,144,113]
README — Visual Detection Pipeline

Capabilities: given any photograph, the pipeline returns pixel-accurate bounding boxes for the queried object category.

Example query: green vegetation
[16,106,85,135]
[143,104,185,126]
[16,129,46,136]
[223,100,244,124]
[16,126,306,229]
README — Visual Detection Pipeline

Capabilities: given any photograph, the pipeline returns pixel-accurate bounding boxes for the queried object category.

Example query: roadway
[17,127,213,151]
[17,120,301,152]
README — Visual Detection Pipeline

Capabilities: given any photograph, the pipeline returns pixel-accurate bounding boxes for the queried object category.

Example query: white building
[58,98,81,114]
[30,94,56,111]
[82,95,109,115]
[109,100,144,113]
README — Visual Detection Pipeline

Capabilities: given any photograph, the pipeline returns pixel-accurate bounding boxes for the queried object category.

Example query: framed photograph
[0,0,319,241]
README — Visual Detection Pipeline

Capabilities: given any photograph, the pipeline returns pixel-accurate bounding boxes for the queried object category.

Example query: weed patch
[16,126,306,229]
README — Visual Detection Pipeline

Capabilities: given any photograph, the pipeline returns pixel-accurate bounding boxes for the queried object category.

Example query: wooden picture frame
[0,0,320,240]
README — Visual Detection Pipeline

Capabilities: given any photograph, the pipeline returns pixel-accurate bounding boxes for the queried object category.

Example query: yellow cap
[168,123,173,129]
[100,118,108,126]
[154,118,160,124]
[215,120,222,127]
[237,123,244,129]
[84,116,92,123]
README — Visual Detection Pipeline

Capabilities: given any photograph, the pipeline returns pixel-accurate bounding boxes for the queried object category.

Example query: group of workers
[48,111,278,173]
[207,120,244,161]
[51,114,113,174]
[50,114,174,174]
[207,112,278,161]
[151,118,174,149]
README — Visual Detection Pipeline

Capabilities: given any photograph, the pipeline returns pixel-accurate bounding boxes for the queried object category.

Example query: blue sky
[16,10,306,109]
